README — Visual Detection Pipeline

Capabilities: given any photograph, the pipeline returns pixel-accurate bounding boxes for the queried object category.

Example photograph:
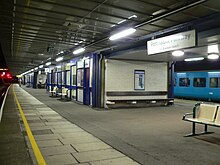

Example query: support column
[92,53,104,108]
[168,62,175,99]
[33,72,38,89]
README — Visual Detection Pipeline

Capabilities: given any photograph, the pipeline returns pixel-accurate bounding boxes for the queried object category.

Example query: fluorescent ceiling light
[56,57,63,62]
[109,28,136,40]
[208,44,219,54]
[128,15,137,19]
[184,57,204,62]
[172,50,184,57]
[39,65,43,68]
[73,48,85,55]
[34,67,38,70]
[118,19,126,24]
[208,54,219,60]
[46,62,51,66]
[111,15,137,27]
[38,53,44,56]
[31,69,34,72]
[60,51,64,54]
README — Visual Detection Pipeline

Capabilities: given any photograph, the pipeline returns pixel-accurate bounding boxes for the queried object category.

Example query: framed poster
[134,70,145,90]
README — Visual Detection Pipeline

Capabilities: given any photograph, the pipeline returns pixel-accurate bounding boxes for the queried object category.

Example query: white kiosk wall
[105,59,168,106]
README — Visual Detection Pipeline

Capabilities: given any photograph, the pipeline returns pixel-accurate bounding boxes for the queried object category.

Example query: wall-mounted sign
[85,59,90,68]
[45,68,49,73]
[134,70,145,90]
[147,30,196,55]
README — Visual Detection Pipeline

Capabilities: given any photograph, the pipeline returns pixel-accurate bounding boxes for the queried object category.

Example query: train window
[193,78,206,87]
[179,78,190,87]
[210,78,220,88]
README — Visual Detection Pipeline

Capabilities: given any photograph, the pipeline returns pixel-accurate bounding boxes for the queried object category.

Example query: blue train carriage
[174,71,220,101]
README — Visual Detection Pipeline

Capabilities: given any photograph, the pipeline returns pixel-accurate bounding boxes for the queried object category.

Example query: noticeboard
[134,70,145,90]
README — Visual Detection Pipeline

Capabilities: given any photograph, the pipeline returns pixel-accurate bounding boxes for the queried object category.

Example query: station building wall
[104,59,168,106]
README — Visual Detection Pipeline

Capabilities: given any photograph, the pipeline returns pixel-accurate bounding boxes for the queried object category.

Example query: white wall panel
[105,59,167,91]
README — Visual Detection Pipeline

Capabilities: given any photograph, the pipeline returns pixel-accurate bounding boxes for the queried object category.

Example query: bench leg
[184,122,198,137]
[201,124,214,135]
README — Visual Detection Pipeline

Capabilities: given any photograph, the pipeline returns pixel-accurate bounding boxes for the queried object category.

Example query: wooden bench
[182,103,220,137]
[106,91,174,108]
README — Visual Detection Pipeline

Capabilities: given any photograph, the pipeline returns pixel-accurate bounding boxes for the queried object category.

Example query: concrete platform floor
[22,86,220,165]
[8,85,139,165]
[1,85,220,165]
[0,86,32,165]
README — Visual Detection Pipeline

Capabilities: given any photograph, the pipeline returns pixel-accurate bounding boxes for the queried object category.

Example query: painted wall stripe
[13,86,46,165]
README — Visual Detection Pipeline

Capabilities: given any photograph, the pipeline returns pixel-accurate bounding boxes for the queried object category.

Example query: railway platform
[0,84,220,165]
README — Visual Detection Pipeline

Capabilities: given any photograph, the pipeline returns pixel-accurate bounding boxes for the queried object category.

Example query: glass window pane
[66,71,70,86]
[71,66,76,86]
[58,72,62,85]
[179,78,190,87]
[73,75,77,86]
[193,78,206,87]
[52,72,56,84]
[218,78,220,87]
[77,69,84,87]
[62,71,65,85]
[210,77,220,88]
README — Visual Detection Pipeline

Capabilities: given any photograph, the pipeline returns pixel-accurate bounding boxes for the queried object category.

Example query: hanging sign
[147,30,196,55]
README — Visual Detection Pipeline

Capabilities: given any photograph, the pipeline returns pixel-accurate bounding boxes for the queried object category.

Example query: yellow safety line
[13,86,46,165]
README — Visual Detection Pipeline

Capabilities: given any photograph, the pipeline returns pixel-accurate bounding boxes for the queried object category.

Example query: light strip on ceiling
[46,62,51,66]
[207,54,219,60]
[56,57,63,62]
[109,28,136,40]
[73,48,85,55]
[184,57,204,62]
[172,50,184,57]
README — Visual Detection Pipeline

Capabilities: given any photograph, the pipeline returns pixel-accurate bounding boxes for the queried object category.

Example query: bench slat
[197,104,218,122]
[106,91,167,96]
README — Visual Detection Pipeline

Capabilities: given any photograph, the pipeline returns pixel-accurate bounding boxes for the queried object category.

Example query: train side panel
[174,71,220,101]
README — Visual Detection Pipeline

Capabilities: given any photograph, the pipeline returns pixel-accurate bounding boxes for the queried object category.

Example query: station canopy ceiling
[0,0,220,74]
